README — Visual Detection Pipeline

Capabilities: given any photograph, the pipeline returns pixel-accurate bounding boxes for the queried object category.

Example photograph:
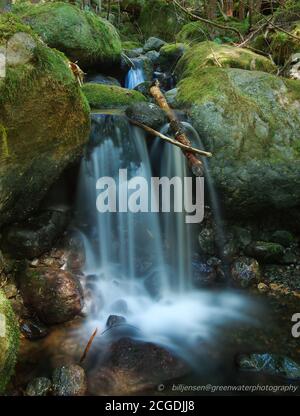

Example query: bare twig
[128,119,212,157]
[79,328,98,364]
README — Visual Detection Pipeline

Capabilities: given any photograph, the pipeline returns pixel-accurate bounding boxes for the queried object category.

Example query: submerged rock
[82,83,146,110]
[106,315,127,329]
[25,377,52,396]
[20,268,84,324]
[85,73,121,87]
[231,257,260,288]
[237,353,300,380]
[176,67,300,217]
[13,2,122,68]
[0,15,90,228]
[89,337,189,395]
[2,210,68,259]
[125,102,167,129]
[0,290,20,394]
[52,365,87,396]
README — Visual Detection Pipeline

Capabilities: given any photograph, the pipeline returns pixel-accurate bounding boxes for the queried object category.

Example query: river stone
[231,257,260,288]
[145,50,160,65]
[2,210,68,259]
[176,66,300,217]
[125,102,167,129]
[85,73,121,87]
[20,267,84,324]
[88,337,189,395]
[165,88,178,107]
[25,377,52,396]
[237,353,300,380]
[20,318,48,340]
[0,290,19,394]
[143,37,166,53]
[14,2,122,69]
[245,241,285,263]
[106,315,127,329]
[52,365,87,396]
[159,43,188,72]
[0,15,90,228]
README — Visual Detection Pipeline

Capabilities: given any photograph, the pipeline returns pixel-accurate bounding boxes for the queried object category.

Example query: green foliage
[0,290,20,394]
[82,83,146,109]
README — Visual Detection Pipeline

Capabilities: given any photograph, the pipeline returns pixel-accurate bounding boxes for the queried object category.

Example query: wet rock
[20,318,49,340]
[285,53,300,80]
[2,210,68,259]
[125,102,167,129]
[143,37,166,52]
[165,88,178,107]
[89,337,189,395]
[134,81,152,98]
[125,48,143,58]
[237,353,300,380]
[231,257,260,288]
[245,241,285,263]
[20,267,84,324]
[198,228,215,256]
[106,315,127,329]
[85,73,121,87]
[153,71,174,91]
[145,50,160,65]
[159,43,188,72]
[25,377,52,396]
[52,365,87,396]
[192,256,221,287]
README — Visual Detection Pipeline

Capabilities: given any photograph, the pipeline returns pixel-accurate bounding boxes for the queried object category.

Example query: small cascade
[74,114,252,355]
[125,60,145,89]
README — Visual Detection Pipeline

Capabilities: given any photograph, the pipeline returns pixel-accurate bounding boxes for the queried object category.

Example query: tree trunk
[239,0,246,20]
[224,0,234,17]
[150,81,204,177]
[206,0,217,19]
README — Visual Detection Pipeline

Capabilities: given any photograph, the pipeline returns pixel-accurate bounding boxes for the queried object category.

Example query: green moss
[176,42,277,80]
[159,42,189,71]
[0,12,34,43]
[177,18,250,44]
[0,290,20,394]
[82,83,146,109]
[138,0,188,42]
[122,40,142,50]
[12,2,122,68]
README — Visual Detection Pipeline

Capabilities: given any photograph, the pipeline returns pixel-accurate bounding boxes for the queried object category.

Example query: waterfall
[125,60,145,90]
[75,114,252,356]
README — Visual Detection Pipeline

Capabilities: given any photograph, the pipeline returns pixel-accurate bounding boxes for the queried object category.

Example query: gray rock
[126,102,167,129]
[85,73,121,86]
[106,314,127,329]
[52,365,87,396]
[125,48,143,58]
[145,50,160,65]
[165,88,178,107]
[26,377,52,396]
[4,32,36,67]
[134,81,152,98]
[2,210,68,259]
[159,43,188,71]
[231,257,260,288]
[237,353,300,380]
[245,241,285,263]
[143,37,166,52]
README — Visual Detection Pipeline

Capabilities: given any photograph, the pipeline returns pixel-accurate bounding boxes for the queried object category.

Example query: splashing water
[125,60,145,89]
[75,114,253,357]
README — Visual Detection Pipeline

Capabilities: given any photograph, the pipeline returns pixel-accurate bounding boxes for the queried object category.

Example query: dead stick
[150,80,204,177]
[128,118,212,158]
[79,328,98,364]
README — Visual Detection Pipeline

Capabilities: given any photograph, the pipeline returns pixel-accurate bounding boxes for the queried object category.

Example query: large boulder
[159,42,188,72]
[13,2,122,69]
[20,267,84,324]
[125,102,167,129]
[0,15,90,228]
[176,42,277,78]
[0,289,19,394]
[82,83,146,109]
[176,66,300,217]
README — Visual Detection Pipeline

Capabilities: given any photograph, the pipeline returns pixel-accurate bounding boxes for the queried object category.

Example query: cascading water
[125,60,145,89]
[75,113,253,358]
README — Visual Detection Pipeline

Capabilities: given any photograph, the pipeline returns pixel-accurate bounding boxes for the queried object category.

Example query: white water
[125,61,145,89]
[75,114,252,356]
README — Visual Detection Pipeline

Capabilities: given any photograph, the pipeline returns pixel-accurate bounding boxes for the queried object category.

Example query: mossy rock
[177,18,249,44]
[159,42,189,72]
[176,41,277,78]
[138,0,188,42]
[0,14,90,227]
[13,2,122,69]
[252,21,300,65]
[0,289,20,394]
[177,67,300,217]
[82,82,146,109]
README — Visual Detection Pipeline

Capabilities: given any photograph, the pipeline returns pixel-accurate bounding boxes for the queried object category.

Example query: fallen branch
[79,328,98,364]
[150,80,205,177]
[170,0,244,42]
[128,118,212,158]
